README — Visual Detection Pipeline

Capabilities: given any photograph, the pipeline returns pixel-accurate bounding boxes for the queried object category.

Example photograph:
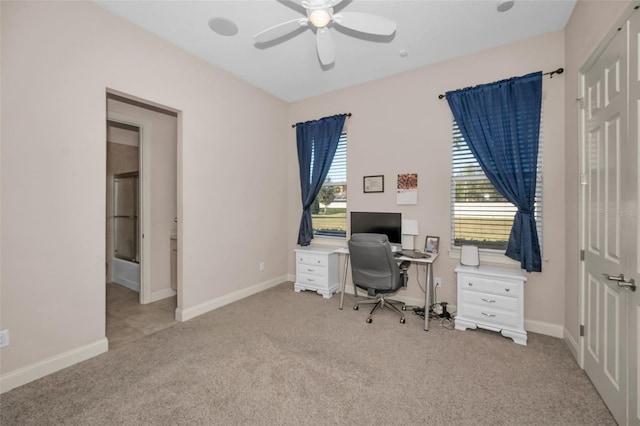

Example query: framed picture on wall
[425,236,440,254]
[363,175,384,193]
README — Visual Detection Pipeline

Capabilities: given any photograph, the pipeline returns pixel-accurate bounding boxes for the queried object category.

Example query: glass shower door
[114,173,139,262]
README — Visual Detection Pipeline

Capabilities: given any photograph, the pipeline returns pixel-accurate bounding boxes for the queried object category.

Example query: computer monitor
[350,212,402,245]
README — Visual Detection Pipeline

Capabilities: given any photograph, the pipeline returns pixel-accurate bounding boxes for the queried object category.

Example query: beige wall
[563,0,632,347]
[0,1,288,376]
[288,30,567,331]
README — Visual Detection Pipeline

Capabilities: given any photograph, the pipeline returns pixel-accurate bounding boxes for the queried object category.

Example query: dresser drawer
[461,304,519,329]
[460,290,518,312]
[296,272,328,287]
[296,253,328,267]
[459,275,519,298]
[297,264,327,277]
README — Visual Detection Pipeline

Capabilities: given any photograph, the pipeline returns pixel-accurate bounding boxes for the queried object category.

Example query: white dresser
[455,264,527,345]
[294,247,339,299]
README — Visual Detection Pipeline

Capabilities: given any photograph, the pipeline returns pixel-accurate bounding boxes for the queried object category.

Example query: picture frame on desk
[363,175,384,193]
[425,236,440,253]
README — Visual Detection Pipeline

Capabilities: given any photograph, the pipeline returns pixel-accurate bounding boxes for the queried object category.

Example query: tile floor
[106,282,177,349]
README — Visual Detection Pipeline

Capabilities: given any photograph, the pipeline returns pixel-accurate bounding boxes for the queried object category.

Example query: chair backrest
[348,233,402,293]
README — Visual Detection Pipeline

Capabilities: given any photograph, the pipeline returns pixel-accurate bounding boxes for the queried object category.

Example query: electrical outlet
[435,277,442,288]
[0,330,9,348]
[259,262,265,272]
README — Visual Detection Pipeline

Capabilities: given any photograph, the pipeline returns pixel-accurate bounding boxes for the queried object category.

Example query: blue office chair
[348,233,411,324]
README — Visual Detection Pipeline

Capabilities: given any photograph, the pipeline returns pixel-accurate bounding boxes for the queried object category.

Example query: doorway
[105,92,179,348]
[579,6,640,425]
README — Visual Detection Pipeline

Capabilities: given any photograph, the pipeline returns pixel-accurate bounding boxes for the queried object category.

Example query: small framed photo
[363,175,384,193]
[425,236,440,254]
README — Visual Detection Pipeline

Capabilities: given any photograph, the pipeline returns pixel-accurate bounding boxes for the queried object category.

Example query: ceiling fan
[253,0,397,66]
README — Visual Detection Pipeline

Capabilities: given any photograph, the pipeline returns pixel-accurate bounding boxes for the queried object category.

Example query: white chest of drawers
[455,264,527,345]
[294,247,340,299]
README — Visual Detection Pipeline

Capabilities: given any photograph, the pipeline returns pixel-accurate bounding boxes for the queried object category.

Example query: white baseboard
[176,275,289,322]
[113,277,140,293]
[524,319,564,338]
[563,327,580,364]
[0,338,108,394]
[149,287,177,303]
[286,273,295,283]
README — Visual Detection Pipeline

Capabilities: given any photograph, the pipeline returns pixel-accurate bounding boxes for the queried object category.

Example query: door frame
[107,110,153,305]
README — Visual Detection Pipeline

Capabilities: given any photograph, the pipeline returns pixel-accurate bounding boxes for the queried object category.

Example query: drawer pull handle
[307,278,315,282]
[481,312,496,318]
[505,288,510,292]
[307,269,314,272]
[481,298,496,303]
[468,282,473,287]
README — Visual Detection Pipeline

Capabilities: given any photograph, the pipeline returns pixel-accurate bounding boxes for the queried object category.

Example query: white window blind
[313,132,347,238]
[450,120,543,251]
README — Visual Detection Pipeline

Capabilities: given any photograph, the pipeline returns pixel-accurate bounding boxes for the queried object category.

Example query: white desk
[334,247,439,331]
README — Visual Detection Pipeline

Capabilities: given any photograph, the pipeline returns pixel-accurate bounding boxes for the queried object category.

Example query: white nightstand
[455,264,527,345]
[294,247,339,299]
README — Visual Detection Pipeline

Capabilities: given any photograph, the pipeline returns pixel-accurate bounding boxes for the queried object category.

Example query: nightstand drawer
[460,290,518,312]
[297,264,327,277]
[296,253,328,267]
[462,304,519,329]
[459,275,519,298]
[296,272,328,287]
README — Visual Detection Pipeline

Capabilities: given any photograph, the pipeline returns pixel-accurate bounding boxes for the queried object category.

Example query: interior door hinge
[580,250,585,261]
[576,97,585,110]
[580,325,584,337]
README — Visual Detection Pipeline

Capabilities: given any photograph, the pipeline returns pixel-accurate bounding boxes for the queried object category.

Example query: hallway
[106,282,177,349]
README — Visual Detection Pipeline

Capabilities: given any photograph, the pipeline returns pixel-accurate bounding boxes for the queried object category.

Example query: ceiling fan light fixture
[309,9,331,28]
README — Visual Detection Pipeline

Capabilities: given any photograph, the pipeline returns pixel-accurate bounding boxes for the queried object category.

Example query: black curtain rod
[437,67,564,100]
[291,113,352,128]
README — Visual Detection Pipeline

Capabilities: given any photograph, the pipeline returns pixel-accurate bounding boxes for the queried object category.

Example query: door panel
[628,8,640,426]
[583,18,628,425]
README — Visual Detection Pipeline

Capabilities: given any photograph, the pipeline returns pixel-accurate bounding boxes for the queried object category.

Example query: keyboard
[397,250,430,259]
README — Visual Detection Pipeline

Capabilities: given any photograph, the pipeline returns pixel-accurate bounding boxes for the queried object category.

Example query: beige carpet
[1,282,614,425]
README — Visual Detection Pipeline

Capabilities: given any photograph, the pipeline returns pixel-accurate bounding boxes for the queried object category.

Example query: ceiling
[95,0,577,102]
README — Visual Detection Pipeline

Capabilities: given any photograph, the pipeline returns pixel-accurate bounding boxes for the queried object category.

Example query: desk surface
[333,246,438,264]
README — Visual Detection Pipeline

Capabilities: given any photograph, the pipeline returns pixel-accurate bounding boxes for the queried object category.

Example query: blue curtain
[296,114,347,246]
[446,72,542,272]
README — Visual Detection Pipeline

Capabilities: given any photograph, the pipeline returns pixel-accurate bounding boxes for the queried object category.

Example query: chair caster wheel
[366,317,372,324]
[401,305,407,311]
[353,305,359,310]
[400,317,406,324]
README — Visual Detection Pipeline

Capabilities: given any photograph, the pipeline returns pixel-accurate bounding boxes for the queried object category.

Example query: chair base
[353,295,406,324]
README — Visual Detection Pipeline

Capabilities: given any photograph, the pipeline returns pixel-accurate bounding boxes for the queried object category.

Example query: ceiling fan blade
[316,28,335,66]
[334,12,396,36]
[328,0,345,7]
[254,18,309,43]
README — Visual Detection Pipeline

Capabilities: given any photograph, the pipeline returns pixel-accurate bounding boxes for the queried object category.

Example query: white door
[627,9,640,426]
[583,17,629,425]
[583,10,640,425]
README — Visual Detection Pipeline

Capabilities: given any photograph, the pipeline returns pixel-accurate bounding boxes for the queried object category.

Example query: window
[312,132,347,238]
[450,121,543,251]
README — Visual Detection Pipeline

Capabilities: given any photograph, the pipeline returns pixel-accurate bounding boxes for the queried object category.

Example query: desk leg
[424,263,433,331]
[339,254,349,310]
